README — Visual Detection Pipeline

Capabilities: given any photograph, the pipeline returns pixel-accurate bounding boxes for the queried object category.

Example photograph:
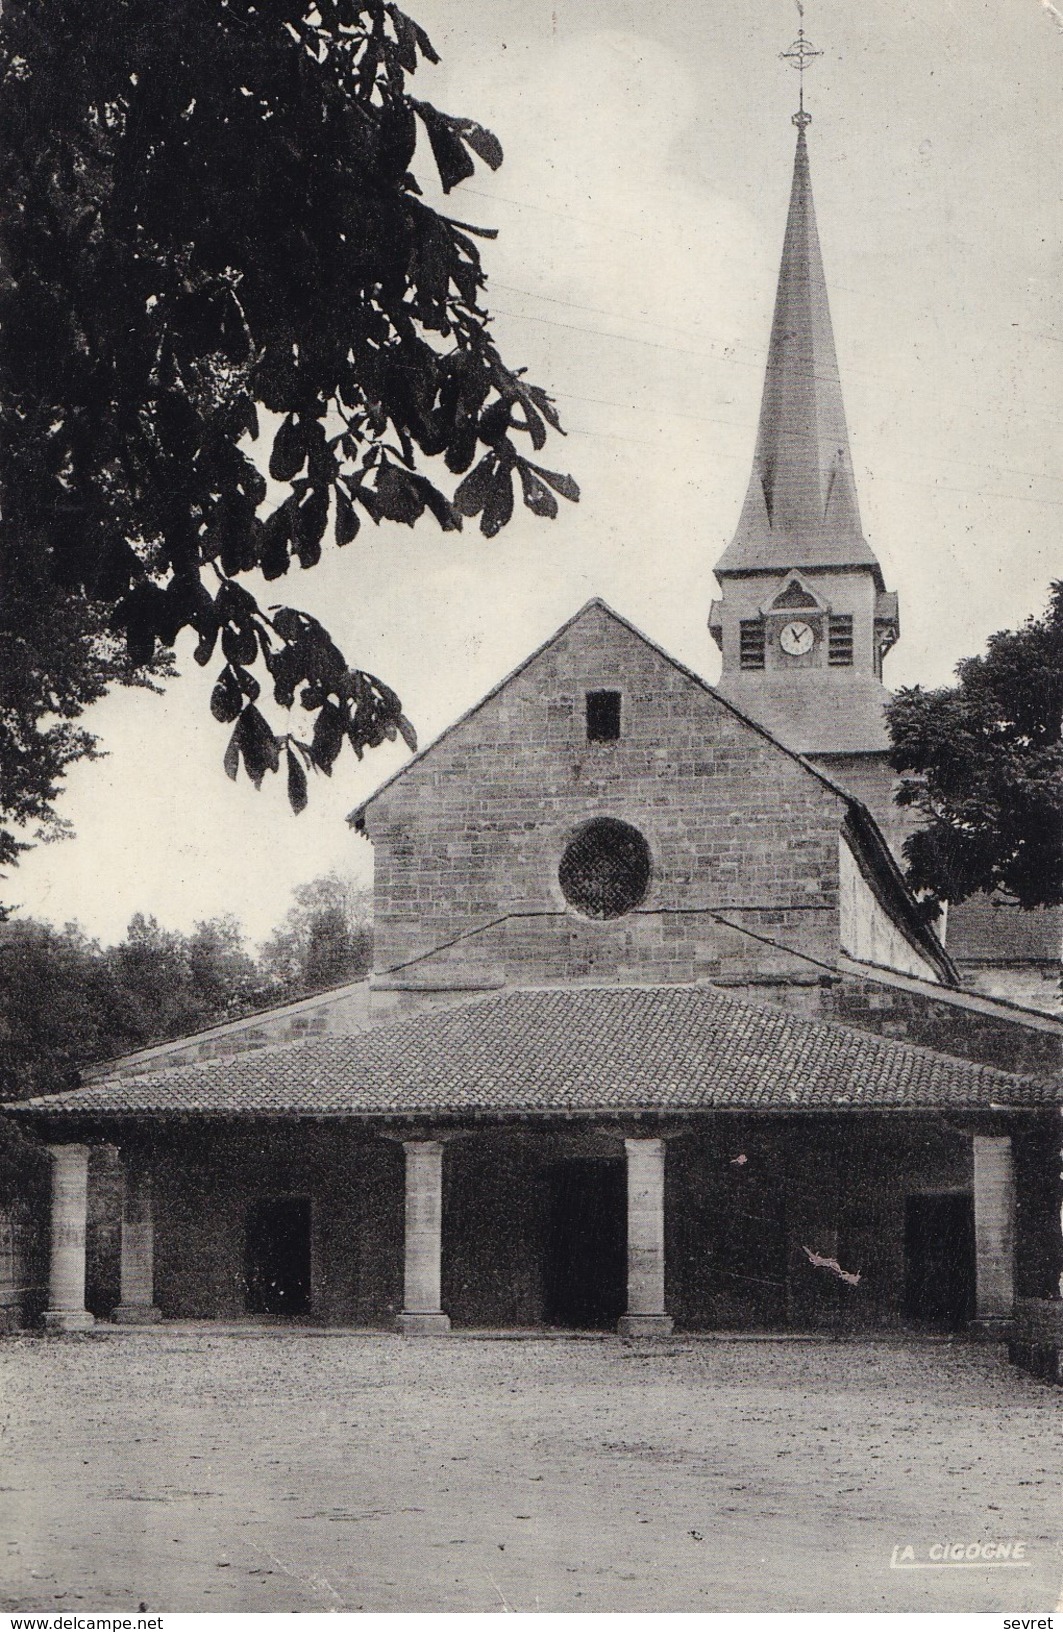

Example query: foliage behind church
[0,874,372,1105]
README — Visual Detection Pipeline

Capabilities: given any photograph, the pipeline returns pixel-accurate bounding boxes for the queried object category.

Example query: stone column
[0,1207,23,1333]
[113,1159,162,1324]
[397,1139,451,1334]
[43,1144,95,1332]
[973,1134,1016,1324]
[618,1136,673,1338]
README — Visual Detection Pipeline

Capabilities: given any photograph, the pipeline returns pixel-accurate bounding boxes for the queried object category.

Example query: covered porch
[24,1111,1058,1339]
[9,983,1060,1339]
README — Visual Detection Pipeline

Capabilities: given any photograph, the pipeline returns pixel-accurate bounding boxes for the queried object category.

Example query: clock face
[779,620,815,656]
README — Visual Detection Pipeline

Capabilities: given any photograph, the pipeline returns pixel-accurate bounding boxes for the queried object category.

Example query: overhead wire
[472,291,1063,506]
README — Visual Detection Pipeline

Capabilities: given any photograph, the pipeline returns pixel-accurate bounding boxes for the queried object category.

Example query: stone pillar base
[1009,1341,1063,1385]
[396,1311,452,1335]
[43,1309,95,1333]
[968,1316,1016,1341]
[617,1313,674,1339]
[112,1304,163,1325]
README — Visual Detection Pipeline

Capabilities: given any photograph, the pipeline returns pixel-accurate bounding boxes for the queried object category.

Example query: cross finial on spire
[780,25,822,130]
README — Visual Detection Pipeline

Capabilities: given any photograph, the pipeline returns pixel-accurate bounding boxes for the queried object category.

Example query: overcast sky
[12,0,1063,947]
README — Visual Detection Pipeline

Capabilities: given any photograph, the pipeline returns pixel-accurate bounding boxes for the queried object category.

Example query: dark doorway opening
[544,1159,626,1329]
[904,1193,975,1328]
[245,1196,311,1316]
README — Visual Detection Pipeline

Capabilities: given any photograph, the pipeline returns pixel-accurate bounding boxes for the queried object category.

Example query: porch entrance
[245,1196,311,1316]
[903,1193,975,1328]
[544,1159,626,1329]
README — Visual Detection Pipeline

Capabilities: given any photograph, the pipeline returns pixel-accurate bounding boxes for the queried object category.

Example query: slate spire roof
[715,127,883,587]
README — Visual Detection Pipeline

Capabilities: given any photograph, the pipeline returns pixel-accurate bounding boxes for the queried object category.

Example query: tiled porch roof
[7,984,1056,1120]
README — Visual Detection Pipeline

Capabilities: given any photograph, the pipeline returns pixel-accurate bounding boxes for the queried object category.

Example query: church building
[7,91,1063,1362]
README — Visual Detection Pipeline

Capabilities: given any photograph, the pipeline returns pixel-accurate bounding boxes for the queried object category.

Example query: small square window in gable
[586,689,622,741]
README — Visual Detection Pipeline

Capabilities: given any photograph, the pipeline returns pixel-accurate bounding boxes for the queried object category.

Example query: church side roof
[715,128,883,586]
[715,674,892,755]
[7,984,1053,1119]
[78,978,372,1082]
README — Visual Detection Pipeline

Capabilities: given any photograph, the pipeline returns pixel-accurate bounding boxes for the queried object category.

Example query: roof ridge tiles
[7,980,1052,1120]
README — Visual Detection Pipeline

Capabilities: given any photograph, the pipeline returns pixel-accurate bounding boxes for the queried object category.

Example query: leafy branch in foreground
[0,0,578,846]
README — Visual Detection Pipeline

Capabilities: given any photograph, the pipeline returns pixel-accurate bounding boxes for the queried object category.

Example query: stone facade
[14,591,1061,1342]
[361,600,925,1012]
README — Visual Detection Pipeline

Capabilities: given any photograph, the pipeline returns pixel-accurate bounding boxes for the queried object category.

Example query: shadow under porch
[38,1110,1058,1337]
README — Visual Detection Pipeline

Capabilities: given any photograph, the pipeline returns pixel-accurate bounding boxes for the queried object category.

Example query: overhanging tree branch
[0,0,578,863]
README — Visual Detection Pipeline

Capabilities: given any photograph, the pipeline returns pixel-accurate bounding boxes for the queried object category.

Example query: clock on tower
[779,621,815,656]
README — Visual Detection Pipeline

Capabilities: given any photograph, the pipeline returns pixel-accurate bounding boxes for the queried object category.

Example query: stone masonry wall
[364,604,848,995]
[81,982,372,1081]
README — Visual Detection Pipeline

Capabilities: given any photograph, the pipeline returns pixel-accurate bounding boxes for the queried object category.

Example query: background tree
[0,912,263,1102]
[259,872,373,995]
[887,581,1063,913]
[0,919,132,1101]
[0,879,373,1106]
[108,912,261,1046]
[0,0,577,867]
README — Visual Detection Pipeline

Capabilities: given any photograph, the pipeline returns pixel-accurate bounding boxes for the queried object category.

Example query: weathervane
[780,21,823,130]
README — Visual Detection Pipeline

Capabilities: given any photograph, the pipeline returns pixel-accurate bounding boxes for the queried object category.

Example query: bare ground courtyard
[1,1330,1061,1614]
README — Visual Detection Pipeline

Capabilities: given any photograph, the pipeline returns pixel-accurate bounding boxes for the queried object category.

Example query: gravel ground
[1,1330,1061,1614]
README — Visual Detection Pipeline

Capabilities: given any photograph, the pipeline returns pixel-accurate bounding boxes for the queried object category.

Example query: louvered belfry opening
[828,614,854,666]
[739,620,766,670]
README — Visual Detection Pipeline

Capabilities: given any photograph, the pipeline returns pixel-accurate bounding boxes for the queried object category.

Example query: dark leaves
[259,503,293,580]
[111,583,169,665]
[311,701,345,774]
[459,121,503,171]
[387,5,440,67]
[269,415,307,483]
[526,461,580,503]
[411,100,500,192]
[286,744,308,814]
[413,101,475,193]
[224,705,281,791]
[886,581,1063,910]
[193,625,219,667]
[210,668,244,724]
[0,0,577,858]
[454,452,497,518]
[291,486,328,568]
[374,461,428,526]
[335,487,360,545]
[221,624,258,667]
[517,461,558,519]
[481,463,513,538]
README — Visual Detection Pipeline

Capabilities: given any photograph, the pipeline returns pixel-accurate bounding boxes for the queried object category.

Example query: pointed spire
[716,126,883,587]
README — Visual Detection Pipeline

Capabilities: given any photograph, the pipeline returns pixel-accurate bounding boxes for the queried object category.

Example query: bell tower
[710,40,900,781]
[709,33,1061,1010]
